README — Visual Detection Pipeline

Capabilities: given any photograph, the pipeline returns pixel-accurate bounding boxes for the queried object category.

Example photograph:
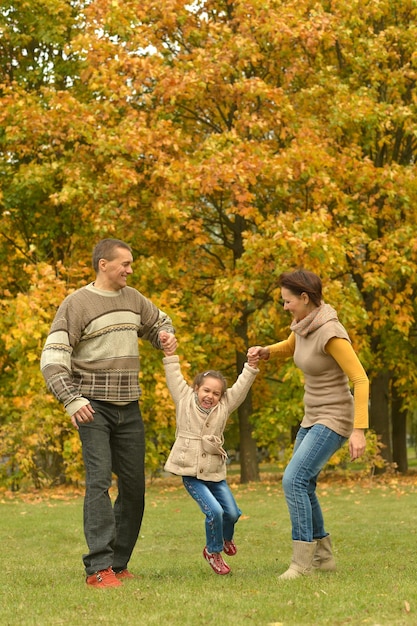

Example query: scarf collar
[290,303,338,337]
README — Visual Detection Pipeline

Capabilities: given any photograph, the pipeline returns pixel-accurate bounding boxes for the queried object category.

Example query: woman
[248,269,369,579]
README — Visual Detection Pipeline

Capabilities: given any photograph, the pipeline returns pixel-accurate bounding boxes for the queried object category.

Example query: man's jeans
[282,424,347,542]
[78,399,145,575]
[182,477,241,553]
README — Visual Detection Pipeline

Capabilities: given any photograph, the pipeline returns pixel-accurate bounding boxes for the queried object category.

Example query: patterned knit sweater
[41,283,174,416]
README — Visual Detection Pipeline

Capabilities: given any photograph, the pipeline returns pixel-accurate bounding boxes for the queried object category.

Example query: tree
[117,0,417,471]
[1,0,417,488]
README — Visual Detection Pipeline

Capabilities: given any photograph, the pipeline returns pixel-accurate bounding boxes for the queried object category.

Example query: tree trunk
[391,382,408,473]
[236,348,259,483]
[369,371,392,464]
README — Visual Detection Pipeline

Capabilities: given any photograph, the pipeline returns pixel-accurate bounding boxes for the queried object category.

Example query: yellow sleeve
[267,332,295,360]
[326,337,369,429]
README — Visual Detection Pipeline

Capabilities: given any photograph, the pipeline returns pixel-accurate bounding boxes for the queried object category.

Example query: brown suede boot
[312,534,337,571]
[279,540,317,580]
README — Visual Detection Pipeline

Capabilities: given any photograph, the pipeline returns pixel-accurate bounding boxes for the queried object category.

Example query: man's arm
[40,298,93,428]
[137,296,175,349]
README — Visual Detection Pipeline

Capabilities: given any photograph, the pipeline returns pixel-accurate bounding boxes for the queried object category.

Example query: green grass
[1,474,417,626]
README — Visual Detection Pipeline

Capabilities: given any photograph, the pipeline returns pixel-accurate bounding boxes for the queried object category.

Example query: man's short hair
[92,239,132,272]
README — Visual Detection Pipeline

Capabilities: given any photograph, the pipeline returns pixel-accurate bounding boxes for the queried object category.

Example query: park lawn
[1,473,417,626]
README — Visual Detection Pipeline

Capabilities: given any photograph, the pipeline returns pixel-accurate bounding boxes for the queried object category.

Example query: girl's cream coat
[163,356,259,482]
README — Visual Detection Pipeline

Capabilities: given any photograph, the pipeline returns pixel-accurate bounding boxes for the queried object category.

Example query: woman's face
[281,286,311,322]
[195,376,224,409]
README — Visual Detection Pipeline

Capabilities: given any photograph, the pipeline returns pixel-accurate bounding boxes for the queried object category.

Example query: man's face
[99,247,134,291]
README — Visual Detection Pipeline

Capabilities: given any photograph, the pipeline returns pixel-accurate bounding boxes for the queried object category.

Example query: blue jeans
[78,399,145,575]
[282,424,347,542]
[182,477,241,553]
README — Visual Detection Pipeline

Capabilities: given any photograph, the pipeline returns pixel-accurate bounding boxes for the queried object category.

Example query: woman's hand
[349,428,366,461]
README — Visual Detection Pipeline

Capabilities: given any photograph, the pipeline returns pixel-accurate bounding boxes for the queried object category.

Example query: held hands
[247,346,270,366]
[160,331,177,356]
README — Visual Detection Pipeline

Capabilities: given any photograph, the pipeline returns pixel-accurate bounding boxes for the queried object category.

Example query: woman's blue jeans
[78,399,145,575]
[182,477,241,553]
[282,424,347,542]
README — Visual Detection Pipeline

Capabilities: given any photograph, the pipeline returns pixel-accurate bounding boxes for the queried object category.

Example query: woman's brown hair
[279,269,322,308]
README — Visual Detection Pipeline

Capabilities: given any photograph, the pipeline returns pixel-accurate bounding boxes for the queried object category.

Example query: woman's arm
[326,337,369,461]
[248,332,295,362]
[326,337,369,428]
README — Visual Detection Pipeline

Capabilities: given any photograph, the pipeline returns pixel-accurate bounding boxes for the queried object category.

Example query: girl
[160,332,259,575]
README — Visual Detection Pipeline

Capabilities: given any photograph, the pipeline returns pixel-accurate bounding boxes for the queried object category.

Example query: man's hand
[71,404,95,430]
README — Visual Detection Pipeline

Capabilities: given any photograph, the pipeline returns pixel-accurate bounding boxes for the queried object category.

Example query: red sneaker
[86,567,122,588]
[223,540,237,556]
[114,569,135,580]
[203,547,231,575]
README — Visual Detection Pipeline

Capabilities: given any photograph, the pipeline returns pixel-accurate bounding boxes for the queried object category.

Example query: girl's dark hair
[193,370,228,395]
[92,238,132,272]
[279,269,322,308]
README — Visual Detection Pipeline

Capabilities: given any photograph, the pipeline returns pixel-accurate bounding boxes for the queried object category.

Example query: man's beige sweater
[41,283,174,416]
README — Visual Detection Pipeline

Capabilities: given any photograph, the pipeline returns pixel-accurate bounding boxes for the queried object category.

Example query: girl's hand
[160,331,177,356]
[247,352,260,368]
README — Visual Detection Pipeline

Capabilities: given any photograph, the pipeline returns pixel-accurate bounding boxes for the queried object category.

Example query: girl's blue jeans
[282,424,347,542]
[182,476,241,553]
[78,399,145,575]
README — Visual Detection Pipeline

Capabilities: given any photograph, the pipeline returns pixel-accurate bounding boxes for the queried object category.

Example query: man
[41,238,177,588]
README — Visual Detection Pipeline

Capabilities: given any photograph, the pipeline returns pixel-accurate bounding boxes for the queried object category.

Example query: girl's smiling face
[195,376,224,409]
